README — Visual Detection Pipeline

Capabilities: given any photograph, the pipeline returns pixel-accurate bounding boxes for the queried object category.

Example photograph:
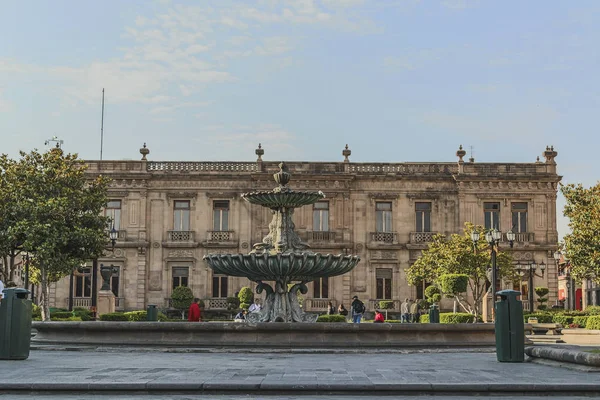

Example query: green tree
[0,148,110,321]
[238,286,254,310]
[561,183,600,283]
[535,287,549,310]
[406,223,514,317]
[171,286,194,319]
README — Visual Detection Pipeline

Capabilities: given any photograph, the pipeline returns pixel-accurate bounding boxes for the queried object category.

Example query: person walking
[351,295,365,323]
[410,299,419,323]
[188,298,202,322]
[401,298,410,323]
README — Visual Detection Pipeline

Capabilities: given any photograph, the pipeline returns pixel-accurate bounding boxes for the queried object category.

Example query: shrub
[523,313,553,323]
[379,300,394,310]
[552,315,574,326]
[418,299,431,310]
[317,315,347,322]
[238,287,254,305]
[438,274,469,296]
[585,306,600,316]
[51,311,74,319]
[586,316,600,330]
[425,285,441,303]
[440,313,475,324]
[125,311,147,321]
[73,310,92,321]
[32,304,41,318]
[73,307,89,312]
[535,287,549,309]
[239,302,250,310]
[226,297,240,310]
[573,316,589,328]
[171,286,194,318]
[99,312,128,321]
[420,314,430,323]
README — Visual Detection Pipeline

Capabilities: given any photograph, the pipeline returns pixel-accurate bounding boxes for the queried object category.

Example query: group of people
[401,298,422,323]
[327,296,385,323]
[234,299,262,321]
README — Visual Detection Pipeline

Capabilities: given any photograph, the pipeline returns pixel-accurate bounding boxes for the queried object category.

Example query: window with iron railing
[484,202,500,230]
[376,202,392,232]
[313,277,329,299]
[511,202,528,233]
[172,266,189,290]
[376,268,392,299]
[313,201,329,232]
[173,201,190,231]
[213,200,229,231]
[212,275,228,298]
[415,202,431,233]
[105,200,121,230]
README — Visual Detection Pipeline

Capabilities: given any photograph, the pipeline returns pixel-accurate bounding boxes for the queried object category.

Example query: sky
[1,0,599,239]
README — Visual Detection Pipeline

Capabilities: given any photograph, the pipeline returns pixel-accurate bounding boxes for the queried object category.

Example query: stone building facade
[48,145,562,315]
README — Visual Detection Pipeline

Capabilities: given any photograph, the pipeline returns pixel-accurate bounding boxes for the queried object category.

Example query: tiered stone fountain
[203,162,361,323]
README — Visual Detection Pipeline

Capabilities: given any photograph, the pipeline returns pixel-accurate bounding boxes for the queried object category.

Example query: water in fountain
[203,162,361,323]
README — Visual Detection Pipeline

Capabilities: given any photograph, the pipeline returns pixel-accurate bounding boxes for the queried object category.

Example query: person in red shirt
[374,310,385,323]
[188,298,202,322]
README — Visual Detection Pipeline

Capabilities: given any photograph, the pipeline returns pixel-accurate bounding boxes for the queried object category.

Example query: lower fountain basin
[203,252,360,281]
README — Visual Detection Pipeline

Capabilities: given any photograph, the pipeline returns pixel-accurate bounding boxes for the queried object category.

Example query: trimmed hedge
[552,315,574,326]
[316,315,347,322]
[51,311,74,319]
[587,316,600,330]
[99,312,129,321]
[523,313,553,323]
[573,316,589,328]
[441,313,475,324]
[420,313,475,323]
[124,310,168,322]
[585,306,600,316]
[52,317,83,321]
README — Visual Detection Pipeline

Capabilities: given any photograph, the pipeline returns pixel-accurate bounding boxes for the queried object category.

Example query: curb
[525,346,600,368]
[3,382,600,394]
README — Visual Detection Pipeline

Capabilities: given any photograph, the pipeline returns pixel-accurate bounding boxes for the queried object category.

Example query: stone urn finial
[342,144,351,162]
[140,143,149,161]
[456,144,466,163]
[544,145,558,164]
[255,143,264,161]
[273,162,291,189]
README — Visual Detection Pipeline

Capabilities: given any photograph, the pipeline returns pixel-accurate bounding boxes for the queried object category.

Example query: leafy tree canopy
[561,182,600,282]
[0,148,110,320]
[406,222,514,316]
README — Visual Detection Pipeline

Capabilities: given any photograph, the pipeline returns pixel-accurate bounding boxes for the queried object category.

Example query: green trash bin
[146,304,158,321]
[495,289,525,363]
[0,288,32,360]
[429,304,440,323]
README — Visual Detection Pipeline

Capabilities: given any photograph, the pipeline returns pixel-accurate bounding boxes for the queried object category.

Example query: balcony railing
[69,297,124,310]
[206,298,229,309]
[206,230,235,242]
[304,298,335,311]
[369,299,400,311]
[410,232,437,244]
[168,230,195,242]
[370,232,398,244]
[307,231,336,242]
[513,232,535,243]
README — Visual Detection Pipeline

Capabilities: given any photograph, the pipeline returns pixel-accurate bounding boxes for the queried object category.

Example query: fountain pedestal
[204,162,360,323]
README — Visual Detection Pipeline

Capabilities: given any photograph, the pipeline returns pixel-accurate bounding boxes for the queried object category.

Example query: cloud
[150,101,213,114]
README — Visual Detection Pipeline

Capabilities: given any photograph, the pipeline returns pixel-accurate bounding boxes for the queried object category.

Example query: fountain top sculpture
[203,161,360,322]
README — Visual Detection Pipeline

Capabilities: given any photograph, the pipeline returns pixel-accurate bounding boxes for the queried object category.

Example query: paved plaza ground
[1,349,600,397]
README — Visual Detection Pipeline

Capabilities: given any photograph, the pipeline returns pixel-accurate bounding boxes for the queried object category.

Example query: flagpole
[100,88,105,160]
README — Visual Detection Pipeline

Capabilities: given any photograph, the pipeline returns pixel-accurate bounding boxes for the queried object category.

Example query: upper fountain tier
[241,162,325,209]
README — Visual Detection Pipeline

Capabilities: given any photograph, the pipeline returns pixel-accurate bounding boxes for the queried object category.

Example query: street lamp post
[472,228,515,301]
[517,262,546,312]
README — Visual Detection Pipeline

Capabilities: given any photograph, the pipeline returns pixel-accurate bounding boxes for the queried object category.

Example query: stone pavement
[1,349,600,396]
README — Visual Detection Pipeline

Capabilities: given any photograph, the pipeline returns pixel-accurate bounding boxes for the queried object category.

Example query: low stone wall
[32,322,495,348]
[561,329,600,345]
